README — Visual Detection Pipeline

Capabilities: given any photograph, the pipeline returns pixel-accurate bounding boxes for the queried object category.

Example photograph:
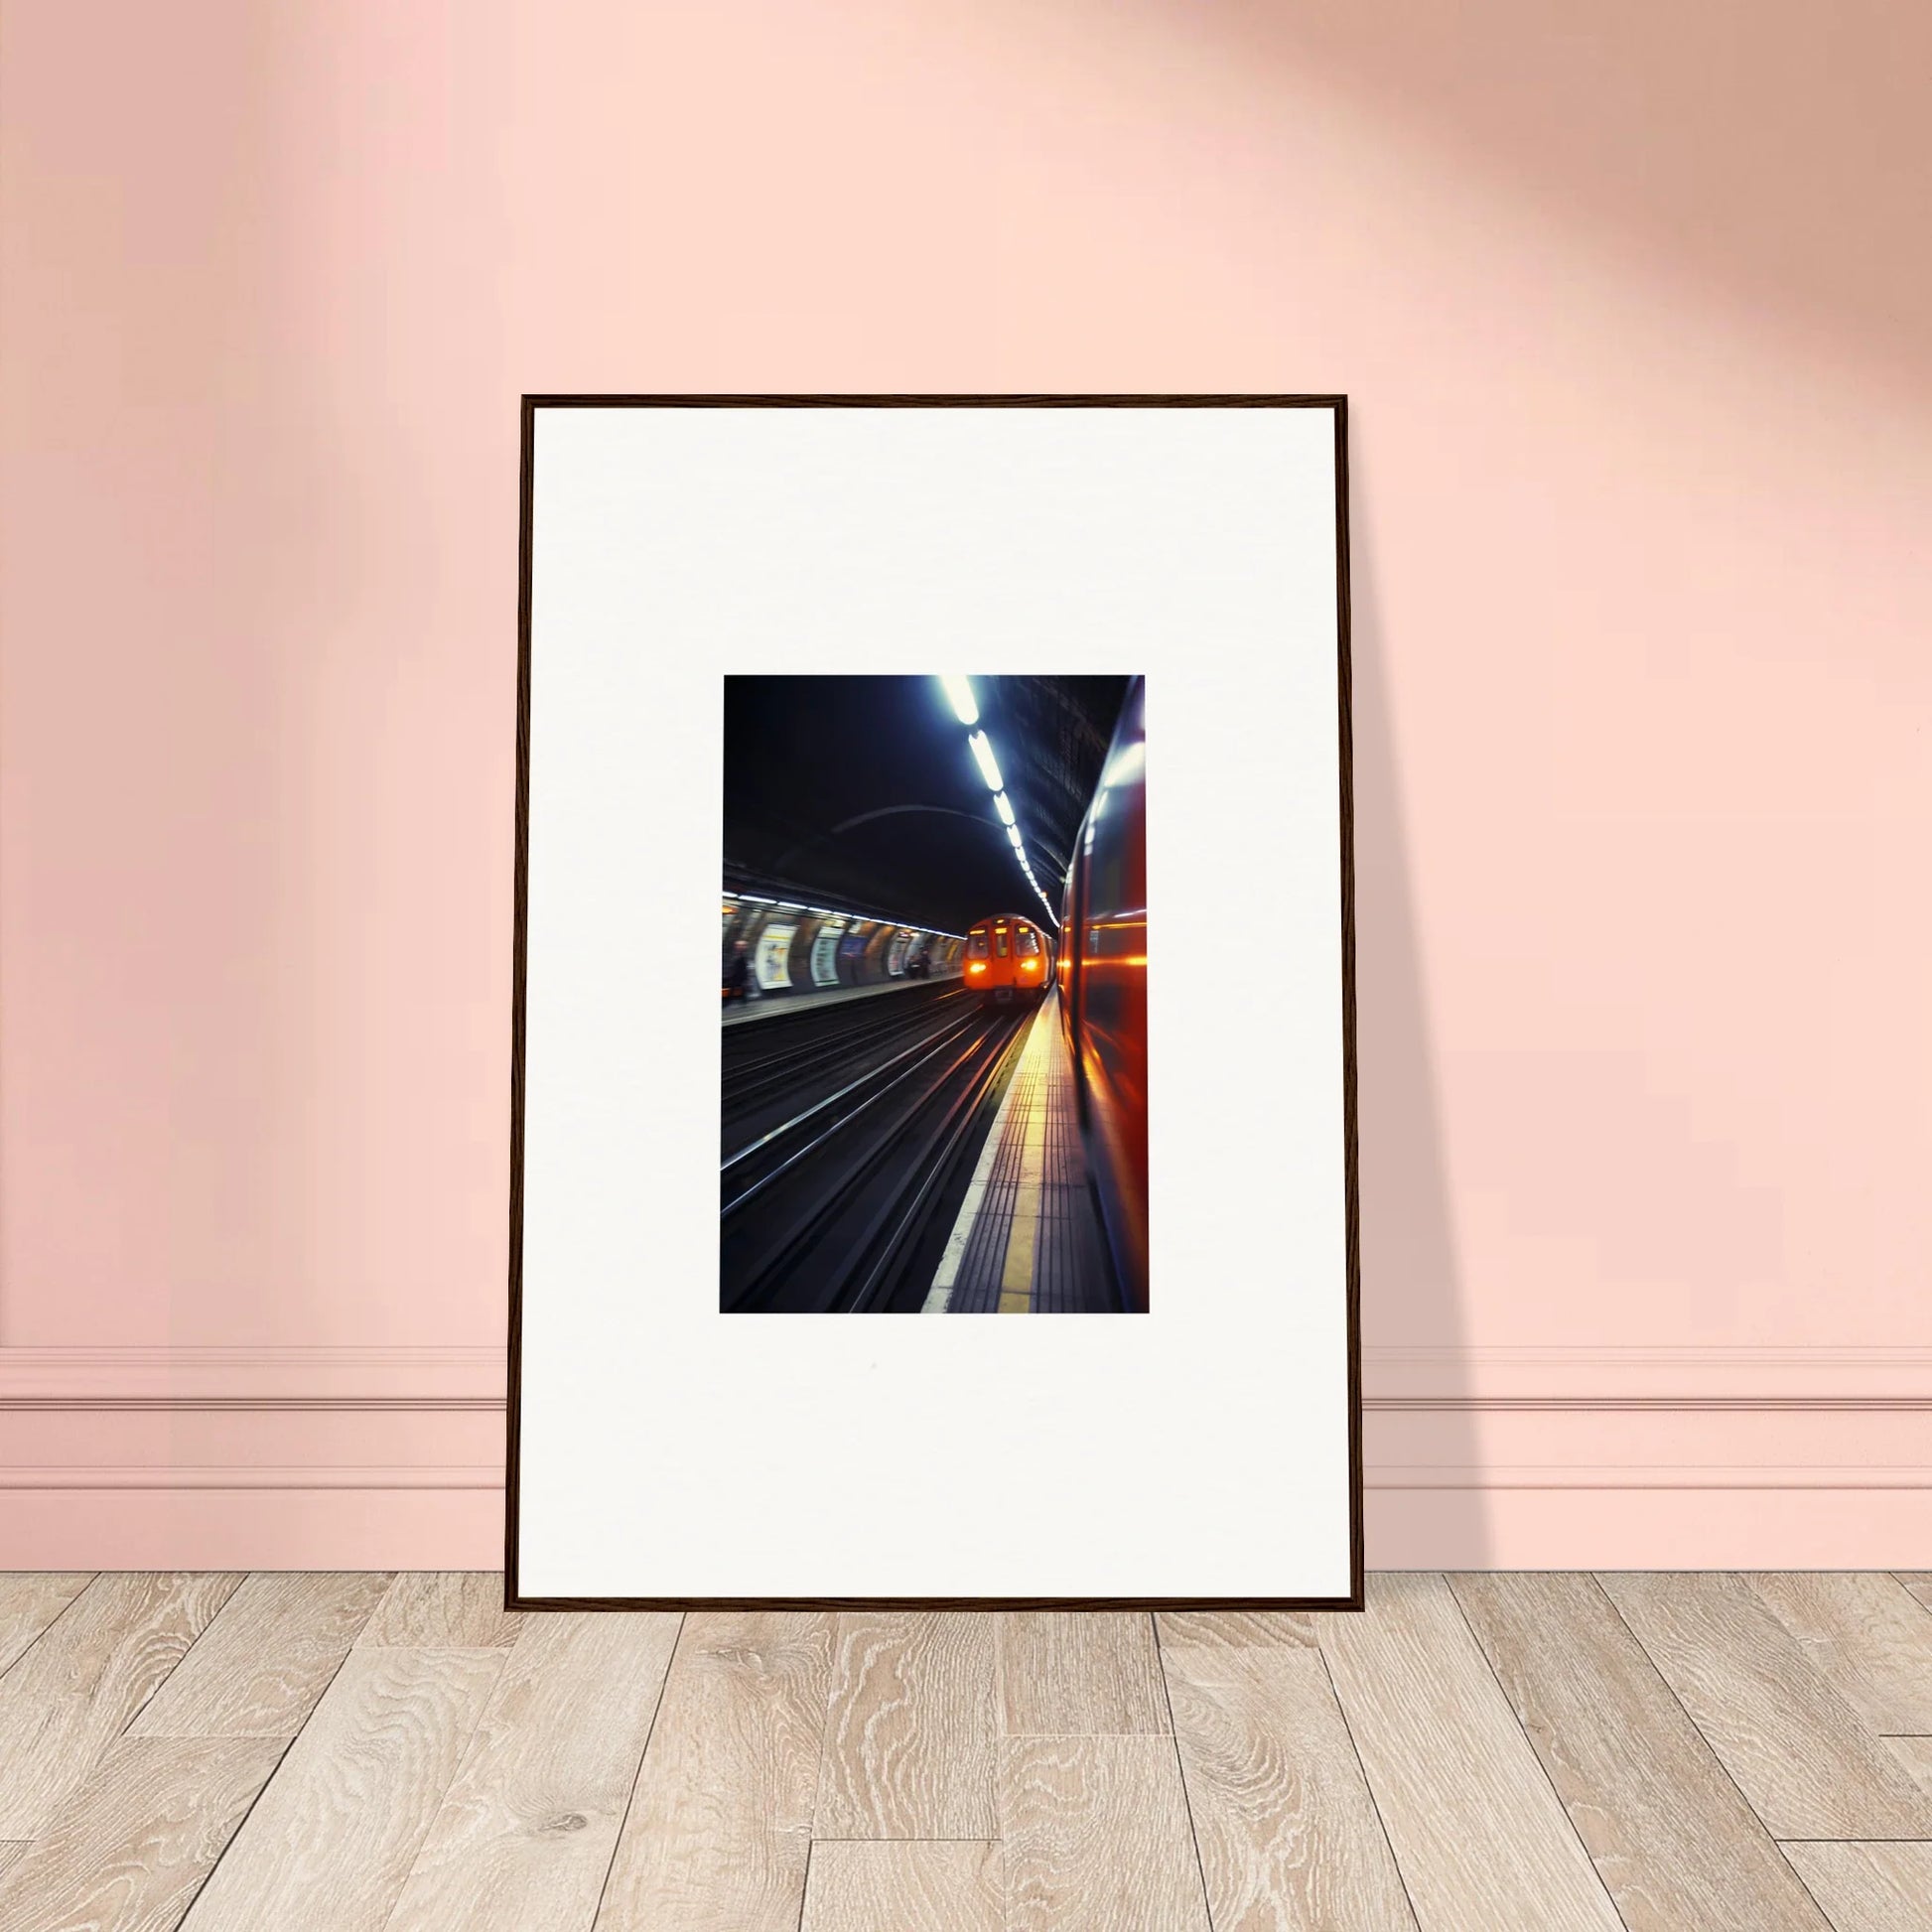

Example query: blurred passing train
[1057,676,1149,1314]
[963,913,1052,1004]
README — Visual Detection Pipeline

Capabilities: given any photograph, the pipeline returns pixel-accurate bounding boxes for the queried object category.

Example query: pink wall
[4,0,1929,1566]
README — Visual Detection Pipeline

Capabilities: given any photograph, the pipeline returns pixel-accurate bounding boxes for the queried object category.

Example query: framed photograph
[508,395,1359,1607]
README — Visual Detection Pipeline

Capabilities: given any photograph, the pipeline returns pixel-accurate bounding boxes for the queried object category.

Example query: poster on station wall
[753,922,796,991]
[510,396,1358,1609]
[808,921,844,987]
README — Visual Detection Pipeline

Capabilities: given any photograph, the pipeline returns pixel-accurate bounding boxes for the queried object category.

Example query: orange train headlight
[967,962,986,974]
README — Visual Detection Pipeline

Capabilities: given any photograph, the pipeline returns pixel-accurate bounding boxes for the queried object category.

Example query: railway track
[721,981,968,1121]
[720,990,1032,1312]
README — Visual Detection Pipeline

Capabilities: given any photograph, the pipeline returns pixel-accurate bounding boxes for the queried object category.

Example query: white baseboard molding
[6,1344,1927,1411]
[1366,1485,1932,1569]
[0,1346,503,1410]
[2,1481,1924,1571]
[0,1464,502,1490]
[1362,1345,1932,1409]
[3,1342,1928,1568]
[1367,1464,1932,1489]
[0,1489,504,1570]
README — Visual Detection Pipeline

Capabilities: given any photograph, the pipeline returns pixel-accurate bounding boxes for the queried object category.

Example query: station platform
[923,990,1121,1313]
[721,971,962,1028]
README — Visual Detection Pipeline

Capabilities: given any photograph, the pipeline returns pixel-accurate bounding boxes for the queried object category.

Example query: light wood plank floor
[0,1573,1926,1929]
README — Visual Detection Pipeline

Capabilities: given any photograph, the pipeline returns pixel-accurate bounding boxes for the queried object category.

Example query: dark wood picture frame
[504,394,1362,1612]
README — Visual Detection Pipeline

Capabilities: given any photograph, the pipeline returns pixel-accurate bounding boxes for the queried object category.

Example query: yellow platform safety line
[921,995,1057,1313]
[924,996,1040,1311]
[996,1012,1055,1311]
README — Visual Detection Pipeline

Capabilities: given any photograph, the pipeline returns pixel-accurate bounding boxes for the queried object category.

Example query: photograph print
[720,673,1148,1315]
[510,397,1357,1605]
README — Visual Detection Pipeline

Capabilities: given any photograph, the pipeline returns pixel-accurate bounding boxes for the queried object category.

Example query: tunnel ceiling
[723,674,1129,934]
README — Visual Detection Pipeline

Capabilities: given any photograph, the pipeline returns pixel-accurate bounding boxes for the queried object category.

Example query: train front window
[968,931,989,957]
[995,930,1009,958]
[1016,928,1040,955]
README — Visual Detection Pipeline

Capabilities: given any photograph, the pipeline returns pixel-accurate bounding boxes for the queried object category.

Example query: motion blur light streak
[1056,674,1149,1313]
[940,675,979,726]
[966,729,1003,792]
[930,679,1063,927]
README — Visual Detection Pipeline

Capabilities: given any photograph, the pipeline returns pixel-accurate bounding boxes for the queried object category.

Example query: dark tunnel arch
[723,674,1126,933]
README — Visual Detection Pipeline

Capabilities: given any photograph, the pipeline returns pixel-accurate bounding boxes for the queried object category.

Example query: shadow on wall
[1149,0,1932,405]
[1348,452,1489,1567]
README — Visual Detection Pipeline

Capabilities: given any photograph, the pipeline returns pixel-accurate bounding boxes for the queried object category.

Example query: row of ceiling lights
[937,677,1060,929]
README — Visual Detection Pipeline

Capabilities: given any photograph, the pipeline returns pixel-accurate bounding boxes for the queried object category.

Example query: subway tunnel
[720,674,1148,1316]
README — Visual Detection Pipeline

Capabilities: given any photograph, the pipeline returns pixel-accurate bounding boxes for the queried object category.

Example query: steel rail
[721,1008,986,1197]
[720,1010,1023,1311]
[842,1012,1034,1311]
[723,989,969,1114]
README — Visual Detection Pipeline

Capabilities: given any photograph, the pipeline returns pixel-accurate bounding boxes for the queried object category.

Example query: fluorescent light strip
[967,730,1003,792]
[930,677,1062,926]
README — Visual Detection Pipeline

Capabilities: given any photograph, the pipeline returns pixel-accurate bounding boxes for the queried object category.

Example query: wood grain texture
[597,1610,831,1932]
[0,1574,92,1676]
[1001,1611,1169,1735]
[1001,1733,1210,1932]
[800,1840,1002,1932]
[11,1567,1932,1932]
[1158,1610,1315,1649]
[384,1610,679,1932]
[1880,1732,1932,1792]
[814,1612,997,1838]
[0,1573,240,1837]
[361,1573,522,1648]
[1894,1574,1932,1616]
[1600,1573,1932,1839]
[1162,1638,1417,1930]
[1450,1573,1831,1932]
[1780,1842,1932,1932]
[1748,1573,1932,1736]
[177,1646,503,1931]
[1317,1575,1623,1931]
[131,1572,392,1738]
[0,1734,283,1932]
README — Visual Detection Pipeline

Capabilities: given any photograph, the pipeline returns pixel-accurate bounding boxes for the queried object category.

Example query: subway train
[1057,675,1149,1314]
[963,913,1052,1004]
